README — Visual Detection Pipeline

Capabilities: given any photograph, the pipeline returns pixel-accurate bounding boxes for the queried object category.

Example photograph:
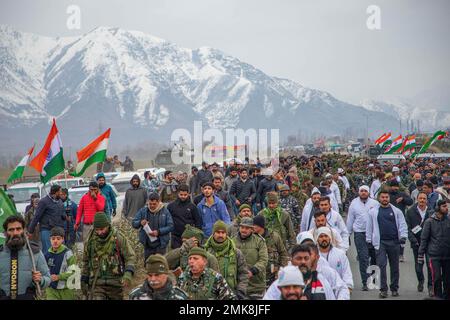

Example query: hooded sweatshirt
[123,174,148,220]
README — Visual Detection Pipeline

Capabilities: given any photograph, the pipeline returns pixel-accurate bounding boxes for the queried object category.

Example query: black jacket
[405,204,432,246]
[229,178,256,205]
[28,195,66,233]
[418,213,450,258]
[167,198,202,237]
[389,191,413,213]
[256,178,277,206]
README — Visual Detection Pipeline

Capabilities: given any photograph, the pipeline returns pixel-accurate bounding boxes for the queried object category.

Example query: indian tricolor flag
[384,135,403,154]
[416,130,448,156]
[401,135,416,156]
[72,128,111,177]
[375,132,391,147]
[7,145,35,183]
[30,119,65,183]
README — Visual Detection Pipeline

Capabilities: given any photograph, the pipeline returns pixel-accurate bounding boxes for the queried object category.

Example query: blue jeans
[354,232,370,286]
[40,228,51,253]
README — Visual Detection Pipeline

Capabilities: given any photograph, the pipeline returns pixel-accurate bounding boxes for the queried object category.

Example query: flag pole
[24,234,43,298]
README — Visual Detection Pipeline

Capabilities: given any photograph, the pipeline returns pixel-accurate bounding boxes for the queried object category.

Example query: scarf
[204,237,237,289]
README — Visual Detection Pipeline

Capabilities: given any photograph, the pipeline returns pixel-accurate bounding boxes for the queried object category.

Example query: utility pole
[365,113,369,146]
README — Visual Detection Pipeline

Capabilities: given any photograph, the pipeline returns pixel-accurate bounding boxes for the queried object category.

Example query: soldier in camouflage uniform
[204,221,249,299]
[177,247,236,300]
[228,204,253,238]
[165,225,220,274]
[257,192,296,251]
[290,181,309,226]
[252,215,288,286]
[232,217,268,299]
[278,184,301,233]
[129,254,187,300]
[81,212,136,300]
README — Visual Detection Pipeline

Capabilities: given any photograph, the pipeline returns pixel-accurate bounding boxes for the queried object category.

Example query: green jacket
[262,230,288,277]
[129,279,188,300]
[257,207,296,250]
[177,267,237,300]
[82,227,136,287]
[232,233,268,295]
[165,241,220,273]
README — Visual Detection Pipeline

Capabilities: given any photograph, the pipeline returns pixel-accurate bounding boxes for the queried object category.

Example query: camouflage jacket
[291,191,309,211]
[165,240,220,273]
[129,279,188,300]
[177,267,237,300]
[82,227,136,287]
[262,230,288,275]
[279,195,300,230]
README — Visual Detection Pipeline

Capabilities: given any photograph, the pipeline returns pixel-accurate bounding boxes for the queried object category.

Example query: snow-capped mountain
[0,25,399,152]
[361,98,450,132]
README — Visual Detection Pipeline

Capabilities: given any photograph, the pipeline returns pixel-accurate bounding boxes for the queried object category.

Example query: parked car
[6,182,51,214]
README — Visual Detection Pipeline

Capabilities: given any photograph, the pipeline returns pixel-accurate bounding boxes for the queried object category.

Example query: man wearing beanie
[82,212,136,300]
[129,254,187,300]
[228,204,253,238]
[257,191,295,251]
[132,193,174,260]
[177,247,236,300]
[232,217,268,299]
[44,227,77,300]
[165,225,219,274]
[252,215,288,286]
[204,220,248,299]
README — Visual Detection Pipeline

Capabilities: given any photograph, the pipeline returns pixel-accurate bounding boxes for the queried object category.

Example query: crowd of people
[1,153,450,300]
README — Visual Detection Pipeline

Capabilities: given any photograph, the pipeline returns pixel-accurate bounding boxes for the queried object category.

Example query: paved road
[348,238,430,300]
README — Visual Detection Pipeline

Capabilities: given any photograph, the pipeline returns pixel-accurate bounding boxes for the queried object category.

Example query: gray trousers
[354,232,370,285]
[376,239,400,292]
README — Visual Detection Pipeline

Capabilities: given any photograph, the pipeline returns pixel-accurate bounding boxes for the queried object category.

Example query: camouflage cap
[182,225,204,242]
[145,254,169,274]
[239,217,254,227]
[279,184,290,192]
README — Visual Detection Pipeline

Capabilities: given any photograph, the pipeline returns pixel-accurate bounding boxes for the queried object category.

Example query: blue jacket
[99,183,117,215]
[0,242,51,298]
[197,195,231,237]
[132,205,174,249]
[28,195,66,233]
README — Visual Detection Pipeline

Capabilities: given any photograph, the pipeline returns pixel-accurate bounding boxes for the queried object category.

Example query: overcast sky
[1,0,449,105]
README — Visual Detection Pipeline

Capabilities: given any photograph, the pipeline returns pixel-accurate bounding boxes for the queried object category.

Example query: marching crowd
[1,154,450,300]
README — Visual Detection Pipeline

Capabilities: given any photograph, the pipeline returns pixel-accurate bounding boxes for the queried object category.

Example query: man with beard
[255,170,277,210]
[263,244,335,300]
[229,168,256,208]
[300,189,322,233]
[277,266,305,300]
[232,217,268,299]
[315,227,353,290]
[418,200,450,299]
[346,185,378,291]
[159,171,179,204]
[436,176,450,203]
[204,221,248,299]
[82,212,136,300]
[165,225,219,274]
[177,247,236,300]
[122,174,147,221]
[28,185,66,253]
[167,184,202,249]
[366,191,408,298]
[228,204,253,238]
[129,254,188,300]
[257,192,295,251]
[224,166,239,192]
[0,215,51,300]
[132,193,174,260]
[96,172,117,218]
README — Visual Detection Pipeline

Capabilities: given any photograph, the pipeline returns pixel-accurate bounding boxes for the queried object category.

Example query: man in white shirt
[325,174,342,209]
[346,185,379,291]
[315,196,349,250]
[315,226,354,290]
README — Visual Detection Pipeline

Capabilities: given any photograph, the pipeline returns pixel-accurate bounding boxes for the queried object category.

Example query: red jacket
[75,192,106,225]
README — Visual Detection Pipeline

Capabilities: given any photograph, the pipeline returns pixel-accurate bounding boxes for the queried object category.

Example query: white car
[111,171,145,195]
[49,178,86,189]
[6,182,51,214]
[137,167,166,181]
[93,172,120,184]
[376,154,406,165]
